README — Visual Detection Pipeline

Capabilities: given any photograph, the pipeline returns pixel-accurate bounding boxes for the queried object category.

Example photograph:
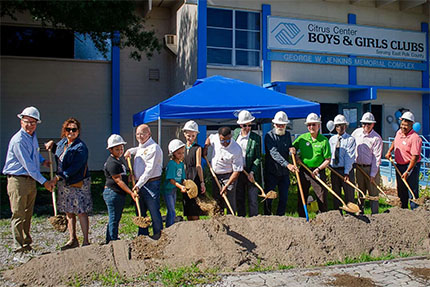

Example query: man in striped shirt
[351,112,383,214]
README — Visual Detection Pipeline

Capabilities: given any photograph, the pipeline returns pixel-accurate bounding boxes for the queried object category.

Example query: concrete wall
[0,57,111,170]
[174,3,198,93]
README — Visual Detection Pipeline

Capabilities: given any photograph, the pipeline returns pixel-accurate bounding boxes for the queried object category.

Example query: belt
[147,176,162,182]
[7,174,31,179]
[356,164,371,167]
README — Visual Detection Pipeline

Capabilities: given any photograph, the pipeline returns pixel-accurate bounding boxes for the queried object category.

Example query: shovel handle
[126,157,142,217]
[292,155,309,221]
[48,151,58,216]
[299,162,347,207]
[328,166,366,199]
[242,170,266,197]
[389,158,416,200]
[204,156,235,215]
[355,164,388,197]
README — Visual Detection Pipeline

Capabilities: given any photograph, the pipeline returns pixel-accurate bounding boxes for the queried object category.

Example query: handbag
[68,165,87,188]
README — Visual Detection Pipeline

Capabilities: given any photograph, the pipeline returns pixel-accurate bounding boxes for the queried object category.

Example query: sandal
[60,238,79,251]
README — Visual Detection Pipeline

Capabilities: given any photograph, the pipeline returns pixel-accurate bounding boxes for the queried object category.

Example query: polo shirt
[293,132,331,168]
[209,133,243,174]
[393,129,422,165]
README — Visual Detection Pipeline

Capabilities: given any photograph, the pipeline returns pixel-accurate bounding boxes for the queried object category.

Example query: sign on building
[267,16,426,61]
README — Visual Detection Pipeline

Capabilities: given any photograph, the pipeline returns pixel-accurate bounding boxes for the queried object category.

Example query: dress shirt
[236,132,250,165]
[2,128,46,184]
[351,127,382,178]
[209,134,243,174]
[129,137,163,188]
[329,132,356,175]
[393,129,422,165]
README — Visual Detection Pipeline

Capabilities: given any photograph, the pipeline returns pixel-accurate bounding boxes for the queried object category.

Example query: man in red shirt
[385,111,422,209]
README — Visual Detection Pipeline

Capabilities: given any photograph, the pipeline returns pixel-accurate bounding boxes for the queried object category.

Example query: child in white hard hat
[103,134,139,244]
[182,121,206,221]
[163,139,187,227]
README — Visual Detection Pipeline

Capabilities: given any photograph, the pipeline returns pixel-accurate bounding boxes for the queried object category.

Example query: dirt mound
[4,206,430,286]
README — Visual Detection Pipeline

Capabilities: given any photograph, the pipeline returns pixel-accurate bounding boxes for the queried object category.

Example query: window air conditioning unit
[164,34,178,55]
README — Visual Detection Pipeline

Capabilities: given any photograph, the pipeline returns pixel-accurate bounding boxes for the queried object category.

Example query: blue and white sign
[267,51,426,71]
[268,16,426,61]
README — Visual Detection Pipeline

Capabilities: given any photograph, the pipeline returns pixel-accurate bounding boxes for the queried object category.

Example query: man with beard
[385,111,422,210]
[352,112,382,214]
[263,111,297,215]
[292,113,331,217]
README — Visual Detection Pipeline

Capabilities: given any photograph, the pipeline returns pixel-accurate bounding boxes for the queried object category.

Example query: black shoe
[60,238,79,251]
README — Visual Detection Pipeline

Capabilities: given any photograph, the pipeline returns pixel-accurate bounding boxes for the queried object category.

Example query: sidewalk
[210,256,430,287]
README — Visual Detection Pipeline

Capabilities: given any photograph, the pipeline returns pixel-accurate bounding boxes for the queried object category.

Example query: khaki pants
[355,165,380,214]
[7,176,37,252]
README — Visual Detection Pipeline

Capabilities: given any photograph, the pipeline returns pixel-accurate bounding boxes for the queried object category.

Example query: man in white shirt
[351,112,382,215]
[125,124,163,238]
[204,127,243,215]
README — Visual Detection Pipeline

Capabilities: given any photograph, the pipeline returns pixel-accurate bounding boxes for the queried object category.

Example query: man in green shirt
[292,113,331,217]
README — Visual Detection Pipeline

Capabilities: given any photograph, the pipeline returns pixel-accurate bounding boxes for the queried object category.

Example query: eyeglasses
[307,123,317,127]
[241,124,252,127]
[220,139,231,144]
[362,123,372,126]
[21,119,37,126]
[65,127,78,133]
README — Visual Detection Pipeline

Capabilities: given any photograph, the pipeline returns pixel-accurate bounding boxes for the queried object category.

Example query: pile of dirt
[4,206,430,286]
[326,274,377,287]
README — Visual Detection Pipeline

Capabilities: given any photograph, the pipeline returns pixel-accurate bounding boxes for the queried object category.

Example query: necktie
[334,135,341,165]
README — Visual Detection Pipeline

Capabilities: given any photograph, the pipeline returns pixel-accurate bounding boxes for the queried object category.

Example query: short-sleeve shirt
[209,133,243,174]
[293,132,331,168]
[393,129,422,165]
[104,155,128,195]
[164,159,185,191]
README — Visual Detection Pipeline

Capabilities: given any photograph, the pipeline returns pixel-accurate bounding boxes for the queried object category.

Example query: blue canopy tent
[133,75,320,130]
[132,75,320,179]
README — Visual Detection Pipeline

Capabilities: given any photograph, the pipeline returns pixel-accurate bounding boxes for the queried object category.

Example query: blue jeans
[264,172,290,216]
[103,188,125,244]
[137,180,163,236]
[164,188,177,227]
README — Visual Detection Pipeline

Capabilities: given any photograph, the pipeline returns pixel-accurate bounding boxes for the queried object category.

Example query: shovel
[127,157,151,228]
[47,151,67,232]
[204,156,235,215]
[299,162,360,214]
[327,166,368,203]
[292,155,309,221]
[355,164,401,207]
[389,158,419,205]
[242,170,277,201]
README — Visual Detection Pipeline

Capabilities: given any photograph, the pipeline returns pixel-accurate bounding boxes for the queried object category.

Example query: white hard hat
[400,111,415,123]
[305,113,321,124]
[107,134,127,149]
[17,106,41,123]
[272,111,289,124]
[360,112,376,123]
[237,110,255,125]
[182,120,199,133]
[333,114,348,125]
[168,139,185,155]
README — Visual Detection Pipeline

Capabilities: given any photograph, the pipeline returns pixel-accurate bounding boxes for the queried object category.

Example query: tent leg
[158,117,161,146]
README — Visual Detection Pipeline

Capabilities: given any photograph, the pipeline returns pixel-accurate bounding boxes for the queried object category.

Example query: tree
[1,1,161,61]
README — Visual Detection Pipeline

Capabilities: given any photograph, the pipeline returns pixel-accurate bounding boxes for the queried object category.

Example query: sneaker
[60,238,79,251]
[13,252,30,264]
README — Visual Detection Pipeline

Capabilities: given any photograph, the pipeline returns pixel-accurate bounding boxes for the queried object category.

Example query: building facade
[1,0,429,170]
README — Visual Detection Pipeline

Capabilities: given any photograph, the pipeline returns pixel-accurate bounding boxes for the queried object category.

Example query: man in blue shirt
[329,114,356,212]
[3,107,54,261]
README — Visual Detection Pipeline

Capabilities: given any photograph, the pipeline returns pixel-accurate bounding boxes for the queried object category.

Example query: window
[1,26,111,61]
[207,8,260,67]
